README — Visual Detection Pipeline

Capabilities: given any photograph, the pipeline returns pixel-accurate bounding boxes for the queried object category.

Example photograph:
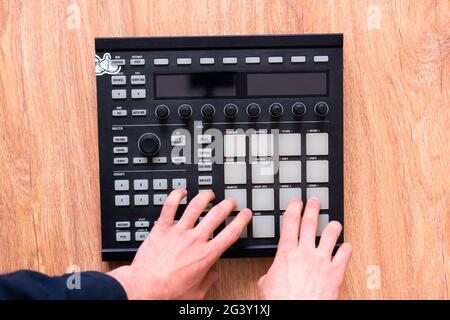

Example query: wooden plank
[0,0,448,299]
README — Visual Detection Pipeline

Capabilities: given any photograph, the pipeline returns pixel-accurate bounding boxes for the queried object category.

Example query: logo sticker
[95,53,121,76]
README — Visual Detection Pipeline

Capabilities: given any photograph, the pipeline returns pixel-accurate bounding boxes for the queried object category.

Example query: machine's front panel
[95,35,343,260]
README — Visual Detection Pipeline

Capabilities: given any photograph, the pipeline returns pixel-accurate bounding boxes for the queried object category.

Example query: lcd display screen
[155,72,237,98]
[247,72,328,96]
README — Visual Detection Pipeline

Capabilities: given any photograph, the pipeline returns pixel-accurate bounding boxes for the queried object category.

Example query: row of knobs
[154,102,329,120]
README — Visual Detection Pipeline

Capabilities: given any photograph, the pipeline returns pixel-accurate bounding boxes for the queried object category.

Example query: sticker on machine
[95,53,121,76]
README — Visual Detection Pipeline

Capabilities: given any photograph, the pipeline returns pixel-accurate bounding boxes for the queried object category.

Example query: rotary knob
[292,102,306,117]
[138,133,161,156]
[155,105,170,119]
[201,104,215,119]
[246,103,261,118]
[178,104,192,119]
[269,103,284,117]
[314,102,329,117]
[224,103,238,119]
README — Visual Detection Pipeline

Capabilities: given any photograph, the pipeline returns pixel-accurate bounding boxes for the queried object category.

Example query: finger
[178,190,215,228]
[332,242,353,269]
[195,198,237,237]
[277,199,303,254]
[317,221,342,257]
[196,269,219,298]
[157,189,187,226]
[208,208,252,258]
[298,197,320,248]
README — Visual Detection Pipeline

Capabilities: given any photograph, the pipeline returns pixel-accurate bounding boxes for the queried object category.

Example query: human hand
[258,197,352,300]
[108,189,252,300]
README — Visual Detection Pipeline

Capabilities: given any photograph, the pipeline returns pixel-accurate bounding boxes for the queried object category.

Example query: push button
[112,89,126,100]
[115,195,130,206]
[133,179,148,191]
[306,187,329,210]
[112,110,127,117]
[252,189,274,211]
[113,136,128,143]
[116,232,131,242]
[224,134,246,158]
[306,160,329,183]
[279,188,302,210]
[115,221,130,228]
[278,133,301,156]
[200,57,215,65]
[225,216,248,238]
[224,162,247,185]
[224,189,247,211]
[223,57,237,64]
[134,194,149,206]
[251,161,274,184]
[114,157,128,165]
[131,89,146,99]
[279,161,301,183]
[153,194,167,205]
[154,58,169,65]
[171,135,186,147]
[306,133,328,155]
[317,214,329,236]
[135,221,150,228]
[130,75,146,85]
[114,180,129,191]
[130,58,145,65]
[252,216,275,238]
[135,231,149,242]
[198,176,213,186]
[251,134,274,157]
[198,161,212,172]
[111,75,126,85]
[172,178,187,189]
[153,179,168,190]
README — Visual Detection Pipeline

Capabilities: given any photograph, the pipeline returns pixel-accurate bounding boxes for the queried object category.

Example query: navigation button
[116,231,131,242]
[135,231,149,242]
[130,58,145,65]
[314,55,329,63]
[112,89,126,100]
[135,221,150,228]
[172,178,187,189]
[291,56,306,63]
[177,58,192,65]
[153,194,167,205]
[245,57,260,64]
[223,57,237,64]
[154,58,169,66]
[131,89,146,99]
[198,176,213,186]
[224,189,247,211]
[200,57,215,65]
[111,75,126,85]
[268,56,283,64]
[252,189,274,211]
[130,75,146,85]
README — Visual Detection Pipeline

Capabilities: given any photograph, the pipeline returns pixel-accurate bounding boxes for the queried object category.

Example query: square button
[251,134,274,157]
[115,195,130,206]
[153,179,168,190]
[279,161,301,183]
[133,179,148,191]
[306,133,329,155]
[252,188,274,211]
[317,214,329,236]
[279,188,302,210]
[224,189,247,211]
[153,194,167,205]
[134,194,149,206]
[251,161,274,184]
[225,217,248,238]
[252,215,275,238]
[307,187,329,210]
[224,162,247,184]
[172,178,187,189]
[279,133,301,156]
[224,134,246,158]
[114,180,129,191]
[306,160,329,183]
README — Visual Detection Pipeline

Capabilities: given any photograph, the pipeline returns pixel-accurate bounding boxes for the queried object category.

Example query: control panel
[95,34,344,260]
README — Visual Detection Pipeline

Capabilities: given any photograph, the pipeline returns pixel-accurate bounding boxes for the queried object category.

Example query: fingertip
[307,196,321,207]
[225,197,237,207]
[240,208,253,218]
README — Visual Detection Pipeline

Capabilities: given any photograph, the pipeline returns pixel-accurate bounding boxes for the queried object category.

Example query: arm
[258,197,352,299]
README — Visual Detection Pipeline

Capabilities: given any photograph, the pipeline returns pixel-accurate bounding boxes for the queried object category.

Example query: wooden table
[0,0,448,299]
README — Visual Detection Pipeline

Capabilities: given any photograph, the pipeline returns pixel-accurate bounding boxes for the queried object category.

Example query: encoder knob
[246,103,261,118]
[155,105,170,119]
[292,102,306,117]
[269,103,284,117]
[201,104,215,119]
[178,104,192,119]
[314,102,329,117]
[224,103,238,119]
[138,133,161,156]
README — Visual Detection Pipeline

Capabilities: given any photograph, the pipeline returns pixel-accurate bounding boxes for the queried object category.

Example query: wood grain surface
[0,0,448,299]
